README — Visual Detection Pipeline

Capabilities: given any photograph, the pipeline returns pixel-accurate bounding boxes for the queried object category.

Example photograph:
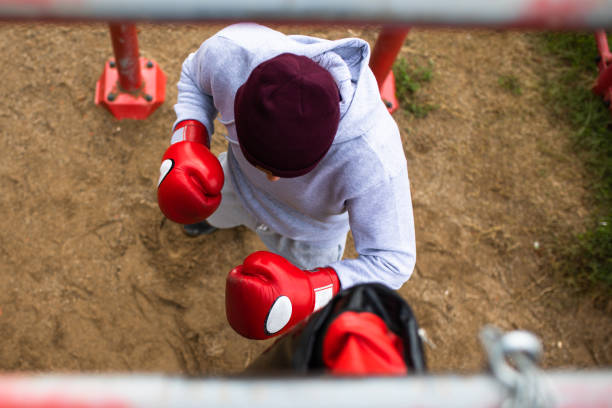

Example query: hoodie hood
[215,23,385,144]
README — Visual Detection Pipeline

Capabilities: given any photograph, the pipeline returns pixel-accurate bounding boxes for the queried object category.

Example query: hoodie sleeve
[328,167,416,290]
[172,44,219,138]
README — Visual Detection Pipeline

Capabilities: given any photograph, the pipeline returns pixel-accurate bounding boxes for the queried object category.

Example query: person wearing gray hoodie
[157,23,416,339]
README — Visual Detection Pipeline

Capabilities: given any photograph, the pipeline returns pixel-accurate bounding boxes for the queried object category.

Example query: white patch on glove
[266,296,292,334]
[158,159,173,187]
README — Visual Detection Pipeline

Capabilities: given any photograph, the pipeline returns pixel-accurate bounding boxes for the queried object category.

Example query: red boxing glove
[226,251,340,340]
[157,120,224,225]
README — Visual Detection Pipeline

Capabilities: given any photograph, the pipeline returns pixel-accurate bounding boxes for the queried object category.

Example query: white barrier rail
[1,372,611,408]
[1,0,612,28]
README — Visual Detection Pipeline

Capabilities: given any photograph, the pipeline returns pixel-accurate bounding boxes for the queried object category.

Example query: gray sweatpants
[207,152,347,270]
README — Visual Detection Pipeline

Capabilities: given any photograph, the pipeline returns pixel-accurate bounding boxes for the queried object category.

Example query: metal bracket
[480,325,553,408]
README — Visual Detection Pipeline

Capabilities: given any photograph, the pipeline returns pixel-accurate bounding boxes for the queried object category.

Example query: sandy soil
[0,23,610,376]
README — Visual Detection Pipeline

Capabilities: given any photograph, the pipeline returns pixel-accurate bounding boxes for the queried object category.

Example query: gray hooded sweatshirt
[173,23,416,290]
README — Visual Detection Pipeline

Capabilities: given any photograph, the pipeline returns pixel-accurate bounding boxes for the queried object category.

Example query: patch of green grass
[393,58,438,118]
[563,217,612,288]
[539,32,612,290]
[498,74,522,95]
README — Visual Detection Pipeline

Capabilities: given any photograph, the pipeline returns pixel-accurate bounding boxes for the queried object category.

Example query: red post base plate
[95,57,166,120]
[380,70,399,114]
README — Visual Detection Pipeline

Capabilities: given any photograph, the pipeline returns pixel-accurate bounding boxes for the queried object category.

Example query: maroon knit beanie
[234,53,340,178]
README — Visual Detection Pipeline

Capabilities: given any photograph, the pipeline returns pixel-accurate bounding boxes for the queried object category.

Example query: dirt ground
[0,22,610,376]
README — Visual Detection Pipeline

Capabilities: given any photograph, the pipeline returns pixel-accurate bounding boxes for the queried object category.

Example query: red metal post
[109,23,142,92]
[95,23,166,120]
[592,30,612,111]
[594,30,612,66]
[369,26,410,113]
